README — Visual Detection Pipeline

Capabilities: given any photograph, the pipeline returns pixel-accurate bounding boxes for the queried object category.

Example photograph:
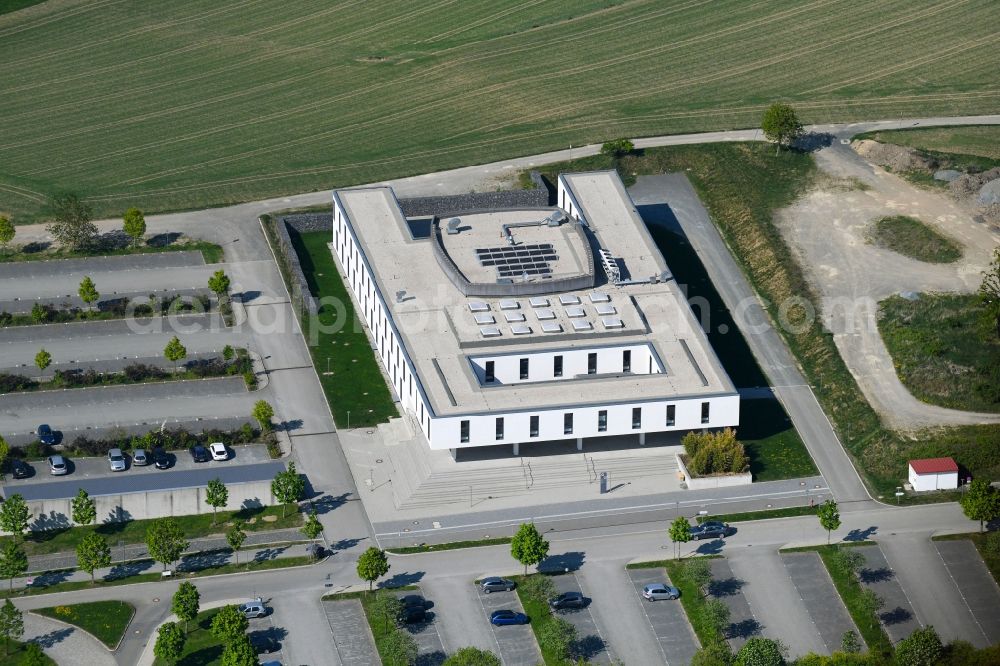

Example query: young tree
[22,642,45,666]
[761,103,804,155]
[369,592,403,633]
[356,546,390,591]
[205,478,229,524]
[830,548,864,579]
[71,487,96,526]
[841,630,861,654]
[208,270,231,298]
[222,344,235,361]
[979,247,1000,339]
[252,399,275,432]
[220,632,257,666]
[600,138,634,158]
[704,598,731,639]
[691,641,733,666]
[735,637,786,666]
[146,518,189,571]
[122,207,146,247]
[301,511,324,540]
[684,558,714,596]
[78,276,99,307]
[0,494,31,541]
[381,628,418,666]
[34,348,51,379]
[442,646,501,666]
[47,193,97,250]
[226,522,246,565]
[76,532,112,583]
[163,336,187,373]
[30,303,48,325]
[857,588,884,631]
[0,216,14,255]
[669,516,692,559]
[538,617,577,662]
[817,499,841,545]
[0,436,7,480]
[960,478,1000,532]
[172,581,200,634]
[0,542,27,591]
[210,604,249,643]
[153,621,186,665]
[895,626,943,666]
[510,522,549,575]
[271,462,305,517]
[0,598,24,656]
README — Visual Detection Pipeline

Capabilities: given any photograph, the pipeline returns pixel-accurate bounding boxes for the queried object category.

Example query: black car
[11,459,32,479]
[689,521,733,540]
[36,424,56,446]
[153,448,171,470]
[398,595,428,624]
[548,592,586,610]
[190,445,210,463]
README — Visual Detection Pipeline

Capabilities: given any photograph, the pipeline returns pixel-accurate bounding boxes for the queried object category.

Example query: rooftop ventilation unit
[545,210,567,227]
[446,217,462,235]
[395,290,406,303]
[600,249,621,284]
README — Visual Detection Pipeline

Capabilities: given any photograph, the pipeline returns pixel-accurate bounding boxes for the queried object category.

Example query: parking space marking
[550,573,612,665]
[709,558,760,652]
[322,599,379,666]
[782,551,863,654]
[395,586,446,663]
[248,613,285,663]
[477,584,541,666]
[854,545,922,644]
[935,540,1000,646]
[627,567,699,666]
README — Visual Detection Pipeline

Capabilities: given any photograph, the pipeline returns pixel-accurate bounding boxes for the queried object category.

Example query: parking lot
[323,598,379,666]
[627,568,699,666]
[781,552,863,653]
[248,610,287,664]
[475,581,541,665]
[550,573,613,664]
[395,587,446,665]
[708,558,760,651]
[854,545,921,644]
[936,539,1000,645]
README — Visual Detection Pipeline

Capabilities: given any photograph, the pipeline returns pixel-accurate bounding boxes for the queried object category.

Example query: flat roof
[335,172,737,417]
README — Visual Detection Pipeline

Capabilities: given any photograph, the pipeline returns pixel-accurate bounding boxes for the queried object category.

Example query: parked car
[11,459,32,479]
[209,442,228,461]
[37,424,56,446]
[190,445,210,463]
[548,591,586,610]
[642,583,680,601]
[490,609,528,626]
[480,577,516,593]
[47,455,68,475]
[239,598,268,618]
[132,449,149,466]
[250,633,281,655]
[398,595,428,624]
[153,447,171,470]
[107,448,127,472]
[689,521,733,540]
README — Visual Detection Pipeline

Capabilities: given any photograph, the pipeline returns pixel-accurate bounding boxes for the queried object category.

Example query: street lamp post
[346,411,351,430]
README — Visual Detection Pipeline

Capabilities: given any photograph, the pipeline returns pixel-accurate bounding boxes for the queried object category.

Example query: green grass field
[1,0,998,222]
[866,215,962,263]
[34,601,134,648]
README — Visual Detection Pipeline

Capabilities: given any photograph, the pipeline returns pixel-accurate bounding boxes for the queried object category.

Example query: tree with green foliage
[600,138,634,158]
[271,462,304,516]
[208,269,231,297]
[510,522,549,574]
[0,598,24,656]
[223,344,235,361]
[30,303,47,325]
[960,479,1000,532]
[691,640,734,666]
[301,511,324,540]
[22,641,46,666]
[381,628,418,666]
[47,193,97,250]
[979,247,1000,339]
[356,546,390,591]
[205,478,229,524]
[172,581,200,633]
[761,103,804,155]
[817,499,841,545]
[538,616,577,662]
[830,548,864,579]
[226,522,246,565]
[704,598,731,639]
[857,588,884,631]
[669,516,692,559]
[442,646,501,666]
[0,493,31,541]
[153,621,185,665]
[163,336,187,373]
[146,518,189,571]
[252,399,275,432]
[841,630,861,654]
[518,573,555,603]
[78,275,99,306]
[71,487,96,526]
[122,207,146,247]
[34,348,51,379]
[220,632,257,666]
[0,216,14,255]
[210,604,249,643]
[76,532,112,583]
[369,591,403,633]
[0,542,27,591]
[684,558,714,596]
[735,637,786,666]
[895,626,944,666]
[682,428,748,475]
[0,436,8,481]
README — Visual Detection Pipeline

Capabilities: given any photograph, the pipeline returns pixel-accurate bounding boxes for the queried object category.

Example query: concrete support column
[576,438,583,451]
[639,433,646,446]
[449,448,457,460]
[512,443,519,456]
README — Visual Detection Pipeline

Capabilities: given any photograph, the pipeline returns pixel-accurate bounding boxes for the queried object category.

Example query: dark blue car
[490,609,528,626]
[37,424,56,446]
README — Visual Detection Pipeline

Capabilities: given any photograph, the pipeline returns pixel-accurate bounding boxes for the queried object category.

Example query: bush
[264,431,281,459]
[24,441,53,459]
[0,372,37,393]
[683,428,749,476]
[123,363,167,382]
[0,312,11,326]
[243,370,257,389]
[600,138,635,158]
[518,574,555,603]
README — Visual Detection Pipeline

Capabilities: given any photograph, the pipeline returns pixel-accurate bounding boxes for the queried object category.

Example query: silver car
[48,455,68,475]
[132,449,149,466]
[239,598,268,618]
[108,448,127,472]
[642,583,680,601]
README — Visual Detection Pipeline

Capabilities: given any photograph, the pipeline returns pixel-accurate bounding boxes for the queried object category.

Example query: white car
[209,442,228,461]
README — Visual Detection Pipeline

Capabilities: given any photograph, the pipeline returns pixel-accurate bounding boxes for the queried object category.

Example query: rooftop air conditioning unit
[446,218,462,235]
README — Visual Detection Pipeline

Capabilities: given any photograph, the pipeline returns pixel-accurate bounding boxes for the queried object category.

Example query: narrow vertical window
[564,413,574,435]
[553,355,563,377]
[666,404,676,426]
[520,358,529,380]
[485,361,495,383]
[588,352,597,375]
[623,350,631,373]
[632,407,642,429]
[460,420,470,443]
[530,415,539,438]
[701,402,710,424]
[496,417,504,441]
[598,410,608,432]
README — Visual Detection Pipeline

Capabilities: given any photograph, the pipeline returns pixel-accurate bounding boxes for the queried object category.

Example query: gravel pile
[852,139,932,171]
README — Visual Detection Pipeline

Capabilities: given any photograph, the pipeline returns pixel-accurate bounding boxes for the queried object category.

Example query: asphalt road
[0,262,226,302]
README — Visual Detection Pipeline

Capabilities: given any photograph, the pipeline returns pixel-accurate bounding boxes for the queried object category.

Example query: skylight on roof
[596,304,616,316]
[499,299,520,310]
[602,317,624,329]
[541,322,562,333]
[480,326,501,337]
[529,297,550,307]
[566,306,586,318]
[572,320,592,331]
[469,302,489,313]
[535,308,556,320]
[505,312,526,323]
[590,292,611,303]
[511,324,531,335]
[474,313,495,325]
[559,295,581,306]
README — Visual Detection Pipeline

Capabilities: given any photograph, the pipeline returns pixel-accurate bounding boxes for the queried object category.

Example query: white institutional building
[330,171,739,456]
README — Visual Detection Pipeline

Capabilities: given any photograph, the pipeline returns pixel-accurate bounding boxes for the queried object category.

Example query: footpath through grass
[34,600,134,648]
[865,215,961,264]
[879,293,1000,414]
[288,228,397,428]
[933,532,1000,587]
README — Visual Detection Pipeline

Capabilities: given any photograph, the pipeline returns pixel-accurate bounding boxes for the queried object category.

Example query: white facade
[908,465,959,491]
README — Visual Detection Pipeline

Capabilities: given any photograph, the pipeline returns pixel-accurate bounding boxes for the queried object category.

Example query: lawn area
[153,607,223,666]
[388,536,512,555]
[0,504,302,558]
[0,238,224,264]
[933,532,1000,587]
[696,505,818,524]
[738,399,817,481]
[2,2,999,222]
[865,215,961,264]
[288,228,397,428]
[628,558,721,647]
[879,293,1000,414]
[34,600,134,649]
[512,574,570,665]
[2,640,56,665]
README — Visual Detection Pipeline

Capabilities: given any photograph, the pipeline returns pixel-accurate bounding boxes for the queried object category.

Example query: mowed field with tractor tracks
[1,0,999,221]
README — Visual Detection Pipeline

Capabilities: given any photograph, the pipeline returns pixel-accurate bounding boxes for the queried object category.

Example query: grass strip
[932,532,1000,586]
[387,537,512,555]
[34,600,134,648]
[696,505,818,524]
[866,215,961,264]
[628,558,722,646]
[0,239,224,264]
[2,640,57,665]
[323,586,420,665]
[511,574,568,665]
[153,607,223,666]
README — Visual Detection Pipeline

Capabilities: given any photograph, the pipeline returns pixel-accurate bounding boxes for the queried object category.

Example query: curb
[28,601,137,652]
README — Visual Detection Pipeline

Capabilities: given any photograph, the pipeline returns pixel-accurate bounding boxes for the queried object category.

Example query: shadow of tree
[881,607,913,626]
[859,567,893,584]
[106,559,154,581]
[708,577,745,597]
[378,571,425,588]
[310,492,351,513]
[31,569,73,588]
[695,539,726,556]
[330,537,364,552]
[727,618,762,639]
[416,650,447,666]
[30,512,71,533]
[146,232,181,248]
[844,527,877,542]
[31,627,74,648]
[179,549,230,572]
[573,634,607,660]
[793,132,835,152]
[252,546,288,563]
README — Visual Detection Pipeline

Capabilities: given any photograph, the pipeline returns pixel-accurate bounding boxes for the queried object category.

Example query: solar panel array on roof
[476,243,557,277]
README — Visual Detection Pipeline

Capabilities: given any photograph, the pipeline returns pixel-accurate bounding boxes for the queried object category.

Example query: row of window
[486,351,632,383]
[458,402,710,443]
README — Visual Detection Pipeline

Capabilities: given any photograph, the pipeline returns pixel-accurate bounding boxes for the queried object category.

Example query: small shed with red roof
[908,457,959,491]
